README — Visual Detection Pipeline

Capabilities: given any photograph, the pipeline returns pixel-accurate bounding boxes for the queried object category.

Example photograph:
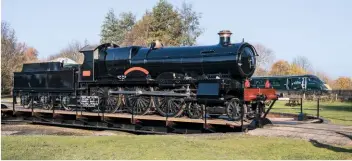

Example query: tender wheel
[125,87,151,115]
[21,95,32,109]
[61,96,72,111]
[226,98,242,121]
[40,95,53,110]
[155,97,185,117]
[187,102,204,119]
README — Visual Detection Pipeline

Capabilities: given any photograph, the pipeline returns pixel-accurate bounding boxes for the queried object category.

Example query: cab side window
[291,77,303,89]
[307,77,321,90]
[308,77,319,83]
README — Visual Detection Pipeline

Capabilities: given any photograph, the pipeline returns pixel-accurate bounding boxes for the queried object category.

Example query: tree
[48,40,87,64]
[178,2,203,46]
[101,0,203,47]
[253,67,268,76]
[269,60,291,76]
[292,56,313,73]
[23,46,39,63]
[1,21,38,94]
[148,0,183,46]
[333,77,352,90]
[100,9,136,45]
[289,63,307,75]
[253,43,275,74]
[122,11,153,46]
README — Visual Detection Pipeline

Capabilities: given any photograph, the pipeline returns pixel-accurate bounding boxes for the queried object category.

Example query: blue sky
[2,0,352,78]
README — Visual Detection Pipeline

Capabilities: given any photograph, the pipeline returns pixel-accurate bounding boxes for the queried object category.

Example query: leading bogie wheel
[226,98,242,121]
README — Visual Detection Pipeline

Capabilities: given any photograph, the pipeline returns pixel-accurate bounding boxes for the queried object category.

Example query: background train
[13,30,274,121]
[250,74,331,96]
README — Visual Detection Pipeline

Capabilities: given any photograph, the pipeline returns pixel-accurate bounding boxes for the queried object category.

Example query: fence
[279,90,352,102]
[271,96,352,124]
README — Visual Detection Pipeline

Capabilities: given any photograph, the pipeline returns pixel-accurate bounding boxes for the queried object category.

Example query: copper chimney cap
[218,30,232,46]
[218,30,232,37]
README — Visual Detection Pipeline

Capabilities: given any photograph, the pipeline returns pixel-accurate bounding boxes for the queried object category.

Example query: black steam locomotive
[13,30,271,120]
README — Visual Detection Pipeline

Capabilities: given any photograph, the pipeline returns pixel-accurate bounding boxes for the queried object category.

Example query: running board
[108,90,193,97]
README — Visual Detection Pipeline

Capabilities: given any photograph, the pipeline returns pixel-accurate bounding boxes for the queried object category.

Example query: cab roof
[252,74,319,79]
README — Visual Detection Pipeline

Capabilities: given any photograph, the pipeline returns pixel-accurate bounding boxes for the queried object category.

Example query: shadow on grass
[320,104,352,112]
[309,139,352,153]
[322,116,352,122]
[336,132,352,140]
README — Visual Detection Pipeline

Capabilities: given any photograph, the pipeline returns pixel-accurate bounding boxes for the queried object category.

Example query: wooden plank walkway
[1,104,245,126]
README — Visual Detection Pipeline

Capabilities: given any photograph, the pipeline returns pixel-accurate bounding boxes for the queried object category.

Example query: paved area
[248,123,352,146]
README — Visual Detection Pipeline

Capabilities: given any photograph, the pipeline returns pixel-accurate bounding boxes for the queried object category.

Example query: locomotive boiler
[98,30,257,81]
[14,30,274,121]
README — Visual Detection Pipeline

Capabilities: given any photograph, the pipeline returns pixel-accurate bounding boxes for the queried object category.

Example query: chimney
[218,30,232,46]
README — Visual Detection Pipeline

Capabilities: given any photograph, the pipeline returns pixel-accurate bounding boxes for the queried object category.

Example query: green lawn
[271,101,352,126]
[2,135,351,160]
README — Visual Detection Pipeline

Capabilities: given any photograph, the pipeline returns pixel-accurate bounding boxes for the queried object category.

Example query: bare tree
[253,43,275,70]
[253,67,269,76]
[48,40,87,64]
[292,56,313,72]
[1,21,35,94]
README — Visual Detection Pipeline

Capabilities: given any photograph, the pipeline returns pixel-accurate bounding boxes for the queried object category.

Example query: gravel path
[248,123,352,146]
[1,124,131,136]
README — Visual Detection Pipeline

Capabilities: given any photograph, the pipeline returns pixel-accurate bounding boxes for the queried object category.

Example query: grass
[2,135,352,160]
[271,100,352,126]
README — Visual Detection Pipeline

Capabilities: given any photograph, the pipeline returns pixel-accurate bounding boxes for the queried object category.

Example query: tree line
[1,0,352,94]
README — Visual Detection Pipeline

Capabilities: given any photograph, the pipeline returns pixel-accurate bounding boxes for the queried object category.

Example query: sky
[2,0,352,79]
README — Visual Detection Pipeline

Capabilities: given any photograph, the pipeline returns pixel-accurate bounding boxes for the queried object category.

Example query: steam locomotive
[13,30,274,120]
